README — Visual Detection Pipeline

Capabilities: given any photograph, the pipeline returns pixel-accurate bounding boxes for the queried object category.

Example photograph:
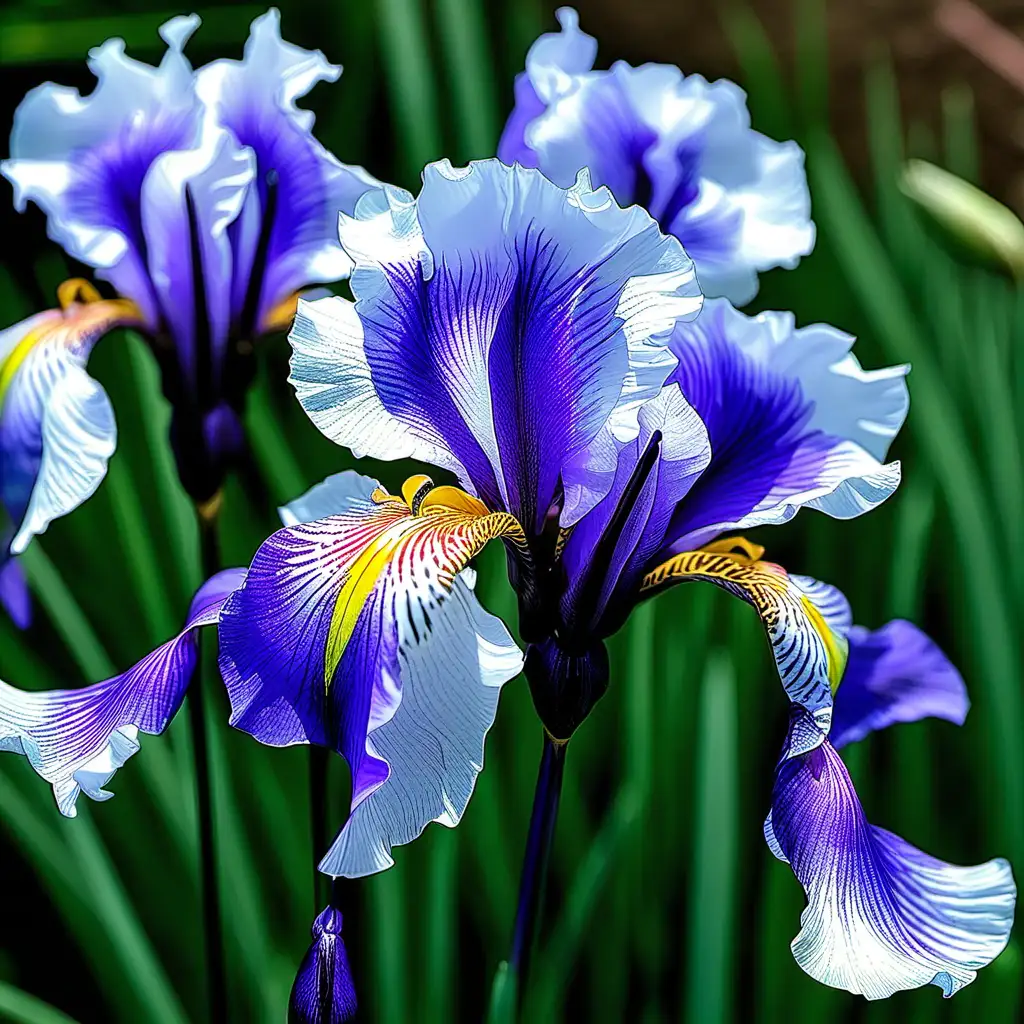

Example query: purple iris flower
[0,9,379,577]
[498,8,814,305]
[281,156,1013,996]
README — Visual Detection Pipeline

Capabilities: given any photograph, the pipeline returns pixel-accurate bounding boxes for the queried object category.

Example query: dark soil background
[579,0,1024,209]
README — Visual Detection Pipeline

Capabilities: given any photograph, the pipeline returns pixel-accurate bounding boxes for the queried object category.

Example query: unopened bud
[900,159,1024,279]
[288,906,357,1023]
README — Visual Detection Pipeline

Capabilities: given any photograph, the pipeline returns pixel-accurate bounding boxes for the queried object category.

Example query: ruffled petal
[0,568,242,815]
[767,722,1015,999]
[663,299,907,552]
[830,620,968,750]
[289,158,701,537]
[195,9,379,331]
[217,471,525,877]
[498,11,813,303]
[1,16,203,322]
[642,540,849,753]
[288,906,358,1023]
[0,290,144,554]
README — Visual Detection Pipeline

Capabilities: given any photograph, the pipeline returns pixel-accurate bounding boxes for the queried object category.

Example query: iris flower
[498,7,814,304]
[0,9,378,604]
[0,158,1011,1004]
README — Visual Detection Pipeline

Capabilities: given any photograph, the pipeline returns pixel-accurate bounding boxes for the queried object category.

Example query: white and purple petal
[0,297,143,554]
[140,122,254,385]
[0,568,242,815]
[195,9,380,332]
[218,470,524,877]
[641,545,848,753]
[663,299,907,552]
[289,158,702,537]
[830,620,968,750]
[767,724,1015,999]
[1,16,203,324]
[498,8,813,303]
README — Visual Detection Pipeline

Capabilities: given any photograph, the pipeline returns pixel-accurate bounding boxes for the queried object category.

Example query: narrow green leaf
[105,455,178,641]
[719,4,791,140]
[0,7,266,64]
[369,861,409,1024]
[683,652,738,1024]
[0,980,79,1024]
[245,386,307,506]
[424,828,458,1022]
[206,691,279,1022]
[20,545,114,682]
[434,0,498,160]
[793,0,828,128]
[65,810,187,1024]
[942,85,979,184]
[485,961,516,1024]
[375,0,443,182]
[525,788,639,1021]
[123,333,199,600]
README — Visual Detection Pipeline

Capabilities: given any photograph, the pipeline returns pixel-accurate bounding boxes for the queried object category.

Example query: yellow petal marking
[0,282,142,406]
[324,477,527,689]
[800,595,848,693]
[641,537,847,699]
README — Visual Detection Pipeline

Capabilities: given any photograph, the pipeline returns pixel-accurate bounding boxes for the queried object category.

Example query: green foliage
[0,0,1020,1021]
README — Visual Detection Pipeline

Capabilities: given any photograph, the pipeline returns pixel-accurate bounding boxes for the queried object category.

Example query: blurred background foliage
[0,0,1022,1021]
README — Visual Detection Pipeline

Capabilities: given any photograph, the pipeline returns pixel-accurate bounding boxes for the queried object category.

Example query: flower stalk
[508,732,567,1000]
[191,501,226,1023]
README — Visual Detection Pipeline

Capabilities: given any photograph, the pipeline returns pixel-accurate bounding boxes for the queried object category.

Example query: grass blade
[0,980,80,1024]
[368,862,409,1024]
[424,828,458,1022]
[435,0,498,160]
[375,0,443,182]
[485,961,515,1024]
[683,652,738,1024]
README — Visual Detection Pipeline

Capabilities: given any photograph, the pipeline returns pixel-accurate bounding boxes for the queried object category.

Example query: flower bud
[524,636,610,740]
[900,159,1024,279]
[288,906,357,1024]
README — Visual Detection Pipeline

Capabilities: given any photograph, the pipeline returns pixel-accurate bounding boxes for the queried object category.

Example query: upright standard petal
[195,9,380,334]
[140,121,255,386]
[767,718,1015,1000]
[0,283,144,554]
[0,568,243,815]
[498,8,813,303]
[642,539,849,752]
[218,471,525,877]
[1,16,202,322]
[558,383,711,637]
[830,620,969,750]
[289,158,702,542]
[662,299,907,552]
[289,906,358,1024]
